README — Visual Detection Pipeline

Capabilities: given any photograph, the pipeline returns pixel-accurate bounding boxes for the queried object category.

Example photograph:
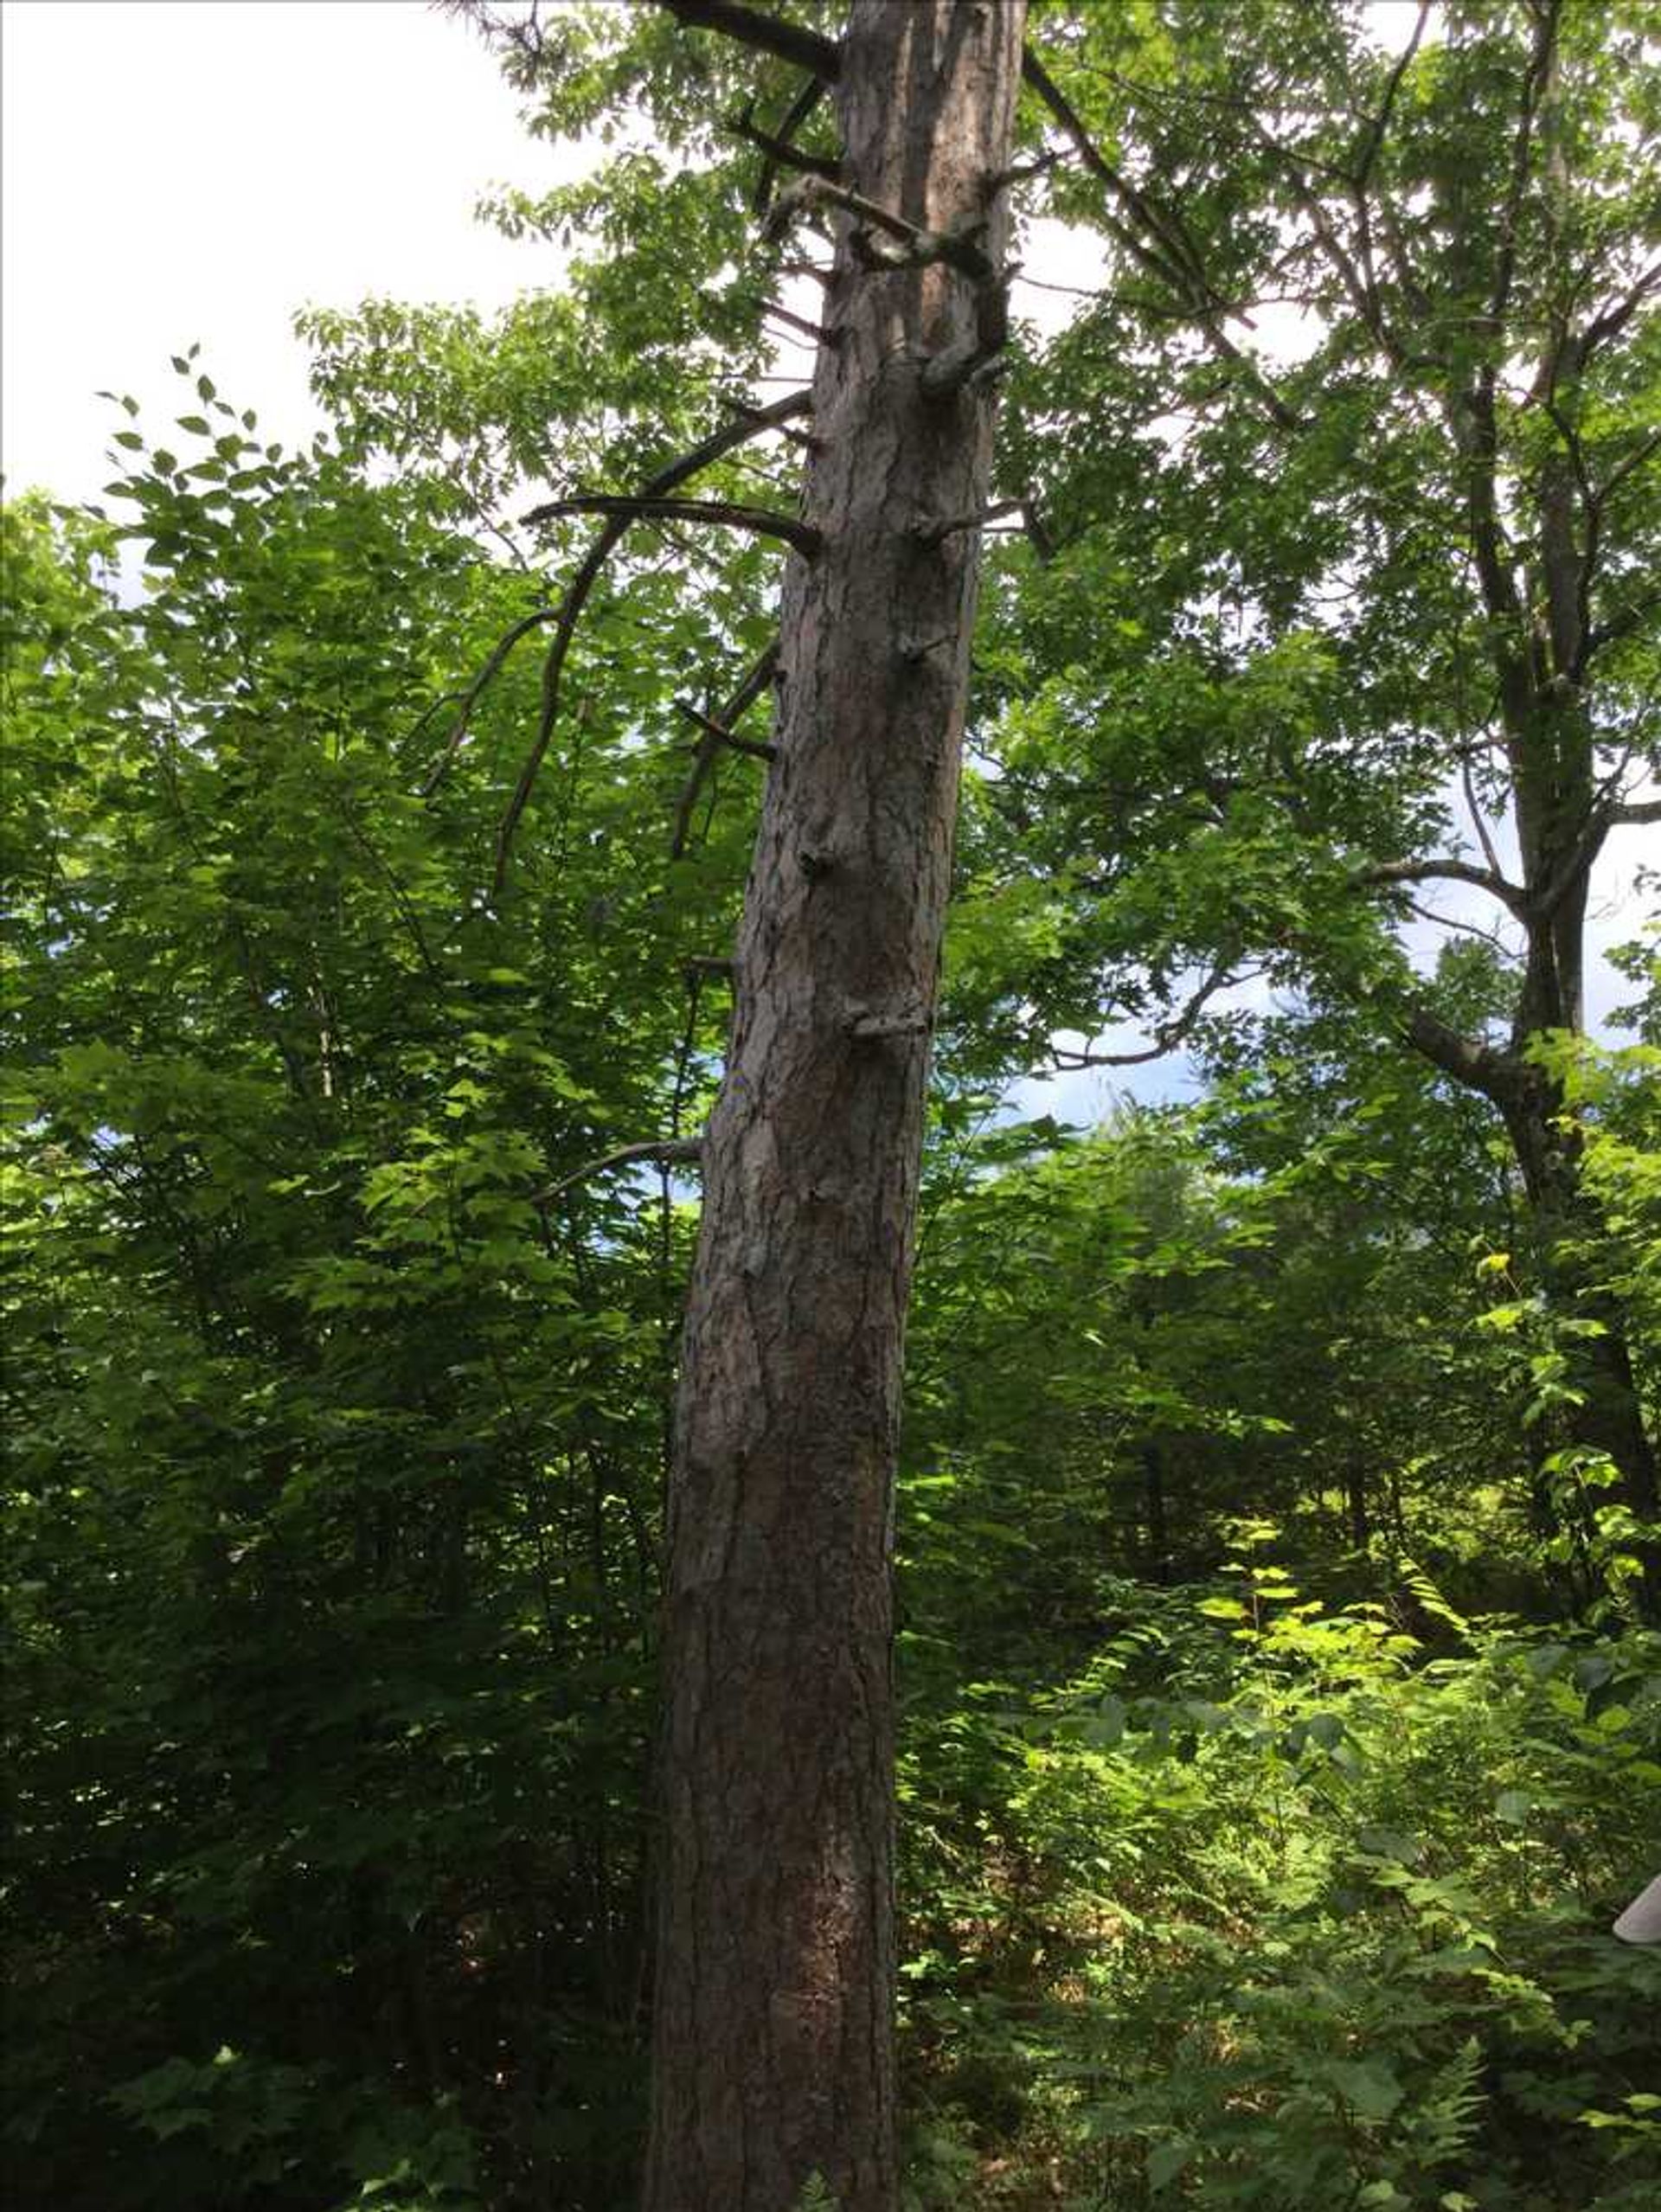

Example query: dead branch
[670,642,780,859]
[489,389,810,888]
[769,174,997,285]
[750,78,828,214]
[731,98,839,184]
[673,696,779,760]
[426,390,808,813]
[530,1136,704,1207]
[522,493,822,561]
[656,0,839,82]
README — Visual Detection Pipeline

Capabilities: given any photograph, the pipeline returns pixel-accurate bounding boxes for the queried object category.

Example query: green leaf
[1147,2139,1194,2190]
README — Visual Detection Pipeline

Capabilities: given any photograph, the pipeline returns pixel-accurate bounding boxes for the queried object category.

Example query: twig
[670,642,779,859]
[750,78,827,215]
[530,1137,704,1208]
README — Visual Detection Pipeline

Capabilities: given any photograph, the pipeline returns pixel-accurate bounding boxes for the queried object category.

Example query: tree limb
[731,98,838,185]
[1049,959,1244,1069]
[749,77,827,214]
[670,642,780,859]
[1022,46,1305,435]
[529,1137,705,1208]
[1583,258,1661,353]
[488,388,811,889]
[769,174,997,284]
[1354,855,1530,916]
[424,390,808,811]
[1399,1001,1524,1108]
[673,696,779,761]
[655,0,839,82]
[522,493,822,561]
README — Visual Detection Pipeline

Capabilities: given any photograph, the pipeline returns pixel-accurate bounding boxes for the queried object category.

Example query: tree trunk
[642,7,1026,2209]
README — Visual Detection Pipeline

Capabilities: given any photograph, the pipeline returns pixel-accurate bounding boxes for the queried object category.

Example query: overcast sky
[3,0,1651,1108]
[2,0,574,503]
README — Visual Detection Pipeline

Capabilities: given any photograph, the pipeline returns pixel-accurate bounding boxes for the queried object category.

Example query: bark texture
[642,4,1026,2206]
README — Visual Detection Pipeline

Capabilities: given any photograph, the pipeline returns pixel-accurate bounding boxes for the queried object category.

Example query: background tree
[960,0,1660,1570]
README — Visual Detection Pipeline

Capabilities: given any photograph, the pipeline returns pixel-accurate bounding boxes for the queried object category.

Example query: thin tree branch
[1486,0,1560,345]
[529,1137,704,1208]
[1354,0,1432,195]
[1022,47,1305,435]
[1612,798,1661,826]
[1462,752,1506,883]
[731,98,839,184]
[749,77,827,214]
[1049,959,1244,1068]
[522,493,822,561]
[422,606,561,796]
[1594,426,1661,510]
[655,0,839,82]
[489,389,811,888]
[1401,896,1517,956]
[670,642,779,859]
[426,391,808,808]
[1582,259,1661,353]
[673,696,779,760]
[1354,855,1530,915]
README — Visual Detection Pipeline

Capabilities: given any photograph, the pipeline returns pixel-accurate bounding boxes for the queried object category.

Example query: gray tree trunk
[642,4,1026,2207]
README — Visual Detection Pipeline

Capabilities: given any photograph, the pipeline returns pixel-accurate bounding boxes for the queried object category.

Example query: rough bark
[641,6,1026,2209]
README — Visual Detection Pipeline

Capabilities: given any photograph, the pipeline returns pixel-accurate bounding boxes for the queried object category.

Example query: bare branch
[489,391,811,888]
[1354,855,1529,916]
[426,389,807,814]
[1049,959,1243,1069]
[907,499,1025,547]
[749,77,827,215]
[674,696,778,761]
[529,1137,704,1208]
[670,641,780,860]
[523,493,822,561]
[1401,896,1516,956]
[757,295,842,348]
[770,173,997,284]
[656,0,839,82]
[1454,752,1504,887]
[1612,798,1661,826]
[731,99,839,184]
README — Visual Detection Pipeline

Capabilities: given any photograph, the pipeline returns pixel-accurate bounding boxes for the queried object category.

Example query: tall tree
[632,6,1027,2204]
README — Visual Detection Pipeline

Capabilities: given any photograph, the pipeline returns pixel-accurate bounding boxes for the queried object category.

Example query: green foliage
[898,1564,1661,2209]
[5,3,1659,2207]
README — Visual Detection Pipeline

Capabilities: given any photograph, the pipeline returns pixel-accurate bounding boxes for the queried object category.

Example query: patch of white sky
[3,0,1651,1133]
